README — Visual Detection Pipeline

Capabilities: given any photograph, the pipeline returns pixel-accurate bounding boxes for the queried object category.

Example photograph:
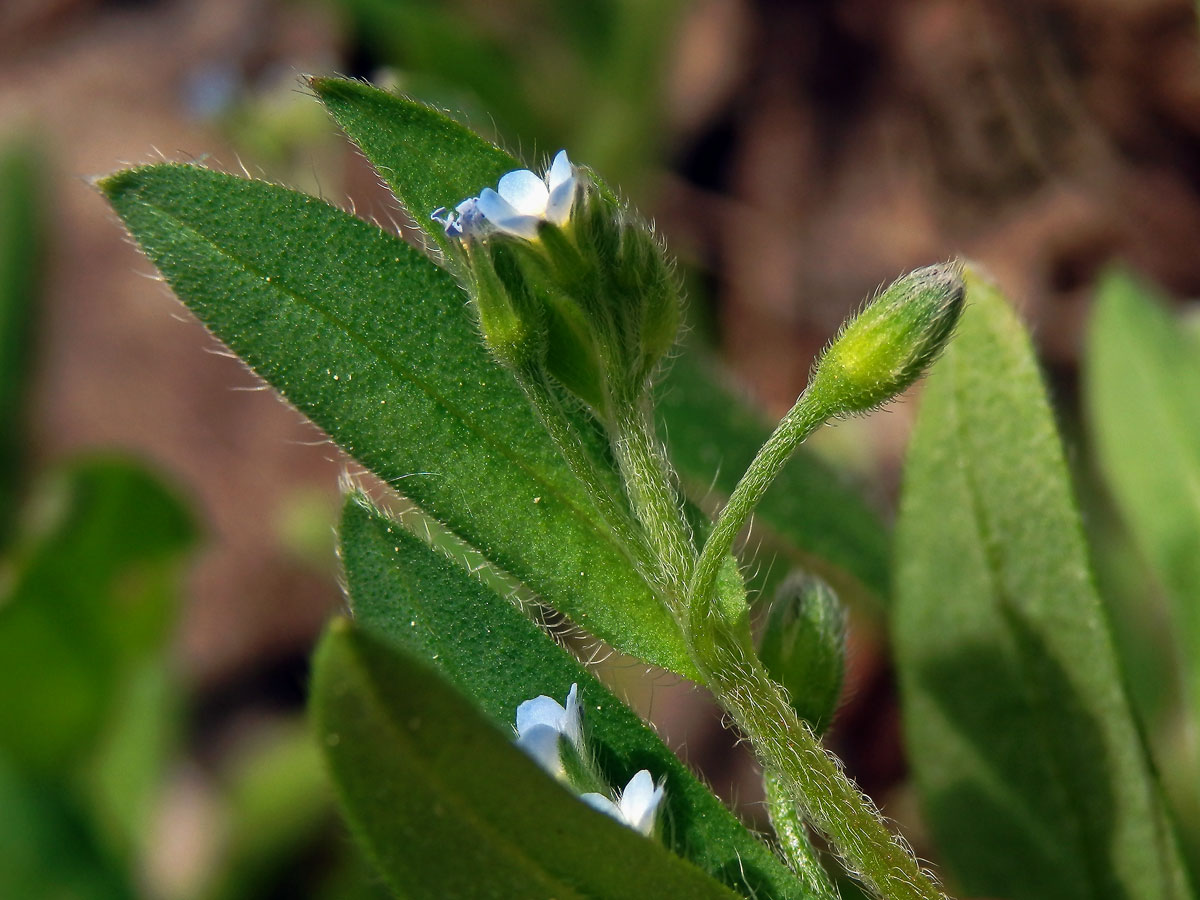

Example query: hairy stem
[688,389,829,629]
[694,625,948,900]
[618,382,949,900]
[610,398,697,595]
[764,770,842,900]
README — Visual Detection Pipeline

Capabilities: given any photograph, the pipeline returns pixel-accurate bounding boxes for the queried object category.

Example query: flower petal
[618,770,664,836]
[580,791,623,822]
[515,724,566,778]
[496,169,549,216]
[544,151,576,226]
[546,150,573,192]
[562,683,582,744]
[475,189,540,238]
[515,694,567,737]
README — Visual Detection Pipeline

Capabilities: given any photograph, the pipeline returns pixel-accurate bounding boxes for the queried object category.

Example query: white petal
[515,724,565,778]
[618,770,664,836]
[544,151,576,226]
[562,683,583,745]
[580,792,623,822]
[493,215,543,240]
[544,180,575,226]
[496,169,549,216]
[476,187,520,225]
[516,694,567,737]
[546,150,572,192]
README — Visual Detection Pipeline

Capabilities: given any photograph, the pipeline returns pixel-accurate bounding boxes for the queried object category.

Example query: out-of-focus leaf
[658,352,890,607]
[0,457,195,771]
[0,140,42,547]
[84,659,180,859]
[310,619,743,900]
[339,494,816,900]
[0,758,134,900]
[203,723,335,900]
[893,269,1194,900]
[99,163,694,678]
[1086,269,1200,706]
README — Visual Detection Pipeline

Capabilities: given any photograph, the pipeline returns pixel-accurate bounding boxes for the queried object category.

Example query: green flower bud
[758,573,846,733]
[463,240,546,374]
[808,261,965,416]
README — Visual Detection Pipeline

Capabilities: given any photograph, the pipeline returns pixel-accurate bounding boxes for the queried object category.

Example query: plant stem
[693,625,948,900]
[687,389,829,631]
[764,770,842,900]
[619,382,950,900]
[610,398,697,595]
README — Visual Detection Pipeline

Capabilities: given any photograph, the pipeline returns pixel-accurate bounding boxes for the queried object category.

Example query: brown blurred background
[2,0,1199,889]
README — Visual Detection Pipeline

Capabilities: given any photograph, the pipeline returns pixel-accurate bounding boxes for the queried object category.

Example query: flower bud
[808,261,965,416]
[758,573,846,733]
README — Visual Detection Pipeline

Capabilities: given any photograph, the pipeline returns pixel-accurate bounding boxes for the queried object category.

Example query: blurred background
[2,0,1200,897]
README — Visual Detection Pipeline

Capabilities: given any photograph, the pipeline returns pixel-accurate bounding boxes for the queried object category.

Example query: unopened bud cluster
[434,152,682,423]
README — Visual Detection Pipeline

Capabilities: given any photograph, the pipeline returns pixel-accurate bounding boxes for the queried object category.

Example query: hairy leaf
[1086,269,1200,705]
[340,494,817,900]
[311,77,889,607]
[99,163,693,677]
[310,619,741,900]
[893,269,1194,900]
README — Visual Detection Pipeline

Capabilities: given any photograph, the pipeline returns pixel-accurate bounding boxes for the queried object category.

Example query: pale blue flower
[580,769,665,836]
[432,150,576,240]
[514,682,582,779]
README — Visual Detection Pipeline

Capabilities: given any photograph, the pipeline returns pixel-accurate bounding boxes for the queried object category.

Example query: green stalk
[610,397,697,595]
[687,389,828,631]
[764,770,842,900]
[693,624,948,900]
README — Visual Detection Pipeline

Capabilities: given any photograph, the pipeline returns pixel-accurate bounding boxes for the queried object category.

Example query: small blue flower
[580,770,665,836]
[432,150,576,240]
[513,682,583,779]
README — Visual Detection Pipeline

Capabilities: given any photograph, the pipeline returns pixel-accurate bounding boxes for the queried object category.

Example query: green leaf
[309,76,518,256]
[202,723,335,900]
[339,494,816,900]
[0,140,43,547]
[658,352,890,607]
[0,759,134,900]
[893,268,1194,900]
[307,78,888,607]
[99,162,693,678]
[0,457,195,772]
[310,618,742,900]
[1086,269,1200,705]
